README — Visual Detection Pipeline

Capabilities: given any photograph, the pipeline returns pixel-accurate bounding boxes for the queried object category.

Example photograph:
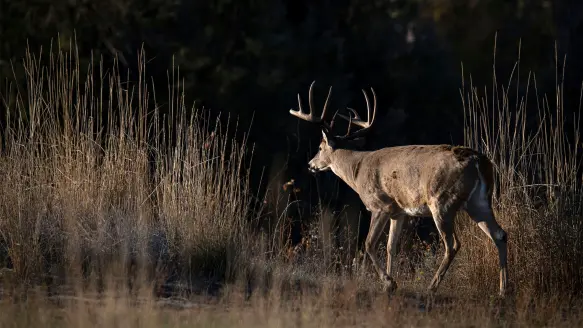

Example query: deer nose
[308,160,317,173]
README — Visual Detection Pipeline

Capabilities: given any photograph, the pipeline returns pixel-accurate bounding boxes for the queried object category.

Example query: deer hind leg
[363,211,394,289]
[386,216,405,278]
[427,205,460,293]
[466,201,508,297]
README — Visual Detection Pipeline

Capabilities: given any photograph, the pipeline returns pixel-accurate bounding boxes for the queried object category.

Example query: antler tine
[335,108,358,136]
[362,88,371,124]
[335,109,353,121]
[289,92,312,121]
[343,108,362,120]
[343,111,353,137]
[330,109,341,128]
[370,87,377,125]
[297,93,304,114]
[356,88,377,128]
[334,86,379,140]
[308,80,315,119]
[290,81,316,121]
[321,85,332,121]
[289,81,333,132]
[337,90,372,129]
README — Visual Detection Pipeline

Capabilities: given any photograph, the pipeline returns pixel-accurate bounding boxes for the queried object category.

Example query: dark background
[2,0,583,254]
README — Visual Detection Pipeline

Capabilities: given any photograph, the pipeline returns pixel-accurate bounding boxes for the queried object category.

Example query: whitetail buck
[289,81,508,296]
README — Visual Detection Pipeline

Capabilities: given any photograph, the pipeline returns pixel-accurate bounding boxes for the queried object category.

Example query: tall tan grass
[0,42,252,289]
[460,44,583,297]
[2,40,583,327]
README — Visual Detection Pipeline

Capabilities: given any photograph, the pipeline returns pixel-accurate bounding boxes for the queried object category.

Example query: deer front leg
[364,211,394,290]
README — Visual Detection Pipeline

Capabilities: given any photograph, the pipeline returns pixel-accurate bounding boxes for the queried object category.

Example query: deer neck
[329,149,366,192]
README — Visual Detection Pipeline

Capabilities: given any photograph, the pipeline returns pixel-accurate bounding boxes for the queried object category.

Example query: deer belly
[402,205,431,217]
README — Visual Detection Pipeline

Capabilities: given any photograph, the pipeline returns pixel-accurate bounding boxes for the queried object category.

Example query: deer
[288,81,508,297]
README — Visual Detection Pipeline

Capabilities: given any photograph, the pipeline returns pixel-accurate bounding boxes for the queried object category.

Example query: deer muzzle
[308,160,318,173]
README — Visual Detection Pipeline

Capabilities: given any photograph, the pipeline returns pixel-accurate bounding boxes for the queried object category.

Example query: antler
[289,81,333,133]
[336,87,377,140]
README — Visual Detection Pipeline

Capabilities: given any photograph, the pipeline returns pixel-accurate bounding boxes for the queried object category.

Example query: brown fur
[324,145,487,213]
[449,145,495,195]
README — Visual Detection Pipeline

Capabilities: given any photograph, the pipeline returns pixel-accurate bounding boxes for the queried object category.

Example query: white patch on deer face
[402,205,431,217]
[308,151,332,173]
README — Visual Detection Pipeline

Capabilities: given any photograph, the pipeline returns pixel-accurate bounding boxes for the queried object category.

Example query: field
[1,44,583,327]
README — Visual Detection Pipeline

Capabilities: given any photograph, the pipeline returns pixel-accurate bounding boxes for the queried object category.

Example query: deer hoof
[497,289,508,300]
[382,276,398,293]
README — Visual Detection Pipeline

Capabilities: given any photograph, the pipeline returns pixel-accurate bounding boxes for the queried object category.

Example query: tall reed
[460,43,583,296]
[0,42,253,288]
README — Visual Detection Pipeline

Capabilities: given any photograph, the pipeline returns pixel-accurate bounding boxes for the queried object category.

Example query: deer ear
[321,130,335,148]
[321,130,329,144]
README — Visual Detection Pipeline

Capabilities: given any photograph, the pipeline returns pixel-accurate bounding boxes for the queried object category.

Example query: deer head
[289,81,377,173]
[308,130,335,173]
